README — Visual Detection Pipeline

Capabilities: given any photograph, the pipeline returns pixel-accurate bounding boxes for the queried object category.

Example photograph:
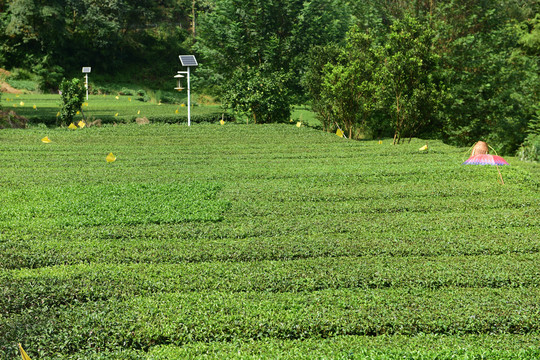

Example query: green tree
[1,0,67,89]
[302,44,342,132]
[435,1,539,154]
[320,29,378,139]
[222,65,290,124]
[0,0,191,87]
[195,0,351,100]
[376,15,442,144]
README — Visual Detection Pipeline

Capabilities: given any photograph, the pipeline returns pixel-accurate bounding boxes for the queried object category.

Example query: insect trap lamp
[175,55,198,126]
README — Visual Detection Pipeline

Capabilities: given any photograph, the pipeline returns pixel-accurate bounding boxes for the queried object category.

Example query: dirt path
[0,68,22,94]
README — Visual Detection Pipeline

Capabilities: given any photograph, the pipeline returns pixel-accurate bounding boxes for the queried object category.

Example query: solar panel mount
[179,55,198,67]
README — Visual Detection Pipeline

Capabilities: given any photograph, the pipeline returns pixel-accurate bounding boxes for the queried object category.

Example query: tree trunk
[192,0,196,37]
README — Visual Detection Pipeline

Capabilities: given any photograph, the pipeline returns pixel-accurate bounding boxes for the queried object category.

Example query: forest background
[0,0,539,158]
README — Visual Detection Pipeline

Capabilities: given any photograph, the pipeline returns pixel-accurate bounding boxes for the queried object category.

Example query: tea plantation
[0,119,539,359]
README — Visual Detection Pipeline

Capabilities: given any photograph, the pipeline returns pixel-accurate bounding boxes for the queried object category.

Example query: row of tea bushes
[3,252,540,314]
[3,288,540,355]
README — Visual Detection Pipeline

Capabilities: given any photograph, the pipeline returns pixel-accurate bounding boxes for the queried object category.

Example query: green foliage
[222,66,291,124]
[0,0,190,81]
[519,14,540,56]
[310,17,442,142]
[149,336,540,360]
[517,133,540,163]
[376,15,443,144]
[59,78,85,125]
[435,1,539,154]
[517,108,540,162]
[320,28,378,139]
[301,44,342,132]
[195,0,351,100]
[1,182,228,229]
[33,60,64,92]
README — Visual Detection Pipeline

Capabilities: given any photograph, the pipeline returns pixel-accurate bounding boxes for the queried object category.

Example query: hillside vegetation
[1,123,539,359]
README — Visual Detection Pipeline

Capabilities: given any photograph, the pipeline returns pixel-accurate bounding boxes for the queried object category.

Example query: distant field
[1,93,227,125]
[0,123,539,359]
[1,94,320,127]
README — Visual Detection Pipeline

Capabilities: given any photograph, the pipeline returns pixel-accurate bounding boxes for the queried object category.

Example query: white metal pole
[85,74,89,100]
[187,67,191,126]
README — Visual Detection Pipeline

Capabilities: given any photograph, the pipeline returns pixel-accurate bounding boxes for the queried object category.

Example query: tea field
[1,93,229,126]
[0,121,539,359]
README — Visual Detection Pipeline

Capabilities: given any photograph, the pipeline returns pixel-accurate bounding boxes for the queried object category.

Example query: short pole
[85,74,89,100]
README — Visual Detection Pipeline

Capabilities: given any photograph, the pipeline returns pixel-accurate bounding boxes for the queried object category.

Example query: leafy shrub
[0,124,538,359]
[159,94,176,104]
[517,111,540,162]
[118,87,136,96]
[9,68,34,80]
[144,112,235,124]
[517,133,540,162]
[33,61,64,92]
[222,65,291,123]
[59,78,86,125]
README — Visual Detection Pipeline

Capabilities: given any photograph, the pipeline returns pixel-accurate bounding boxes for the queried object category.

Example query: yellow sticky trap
[18,343,32,360]
[336,128,344,138]
[78,120,86,128]
[68,123,77,129]
[41,136,52,143]
[296,122,302,128]
[106,152,116,163]
[220,119,225,125]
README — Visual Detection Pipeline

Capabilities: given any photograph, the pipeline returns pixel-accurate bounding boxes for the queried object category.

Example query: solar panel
[179,55,198,67]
